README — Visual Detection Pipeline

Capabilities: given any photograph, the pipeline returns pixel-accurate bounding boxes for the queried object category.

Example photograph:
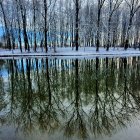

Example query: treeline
[0,0,140,52]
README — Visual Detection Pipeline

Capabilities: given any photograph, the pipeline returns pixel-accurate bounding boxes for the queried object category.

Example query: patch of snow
[0,47,140,58]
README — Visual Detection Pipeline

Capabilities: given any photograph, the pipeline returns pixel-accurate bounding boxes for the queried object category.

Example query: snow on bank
[0,47,140,58]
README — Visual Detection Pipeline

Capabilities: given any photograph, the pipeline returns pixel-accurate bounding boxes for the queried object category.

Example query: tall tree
[124,0,140,50]
[15,0,30,52]
[74,0,80,51]
[96,0,106,52]
[33,0,37,52]
[0,0,11,49]
[44,0,48,52]
[106,0,123,51]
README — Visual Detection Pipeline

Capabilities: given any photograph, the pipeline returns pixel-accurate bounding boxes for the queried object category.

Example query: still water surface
[0,57,140,140]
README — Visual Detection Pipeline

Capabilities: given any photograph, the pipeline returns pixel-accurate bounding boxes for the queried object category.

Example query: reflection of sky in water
[0,69,9,88]
[1,119,140,140]
[0,69,8,77]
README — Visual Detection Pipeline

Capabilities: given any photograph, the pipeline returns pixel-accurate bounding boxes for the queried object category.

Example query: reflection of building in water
[0,57,140,139]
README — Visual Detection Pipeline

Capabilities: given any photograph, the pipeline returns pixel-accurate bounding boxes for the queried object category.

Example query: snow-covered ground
[0,47,140,58]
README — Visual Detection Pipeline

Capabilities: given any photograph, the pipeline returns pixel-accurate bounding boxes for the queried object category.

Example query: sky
[0,26,4,37]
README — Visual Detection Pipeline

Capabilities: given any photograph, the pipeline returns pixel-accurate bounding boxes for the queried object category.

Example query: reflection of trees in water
[64,59,88,139]
[0,73,7,125]
[0,57,140,138]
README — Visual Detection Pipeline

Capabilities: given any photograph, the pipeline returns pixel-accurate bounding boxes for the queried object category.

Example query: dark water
[0,57,140,140]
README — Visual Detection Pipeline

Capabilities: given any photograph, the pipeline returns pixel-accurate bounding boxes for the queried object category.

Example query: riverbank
[0,47,140,57]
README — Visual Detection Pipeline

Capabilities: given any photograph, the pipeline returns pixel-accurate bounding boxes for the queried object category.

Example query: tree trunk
[75,0,79,51]
[107,17,111,51]
[33,0,37,52]
[19,1,30,52]
[44,0,48,53]
[96,6,101,52]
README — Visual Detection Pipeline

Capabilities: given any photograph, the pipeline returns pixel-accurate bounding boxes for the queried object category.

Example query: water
[0,57,140,140]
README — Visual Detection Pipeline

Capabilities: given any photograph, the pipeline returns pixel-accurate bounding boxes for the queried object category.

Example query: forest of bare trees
[0,0,140,52]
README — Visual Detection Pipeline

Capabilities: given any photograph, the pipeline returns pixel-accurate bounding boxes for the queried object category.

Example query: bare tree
[96,0,106,52]
[15,0,30,52]
[124,0,140,50]
[106,0,123,51]
[44,0,48,52]
[74,0,80,51]
[0,0,11,49]
[32,0,37,52]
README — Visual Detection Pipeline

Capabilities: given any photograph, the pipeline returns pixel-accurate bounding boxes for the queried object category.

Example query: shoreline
[0,47,140,58]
